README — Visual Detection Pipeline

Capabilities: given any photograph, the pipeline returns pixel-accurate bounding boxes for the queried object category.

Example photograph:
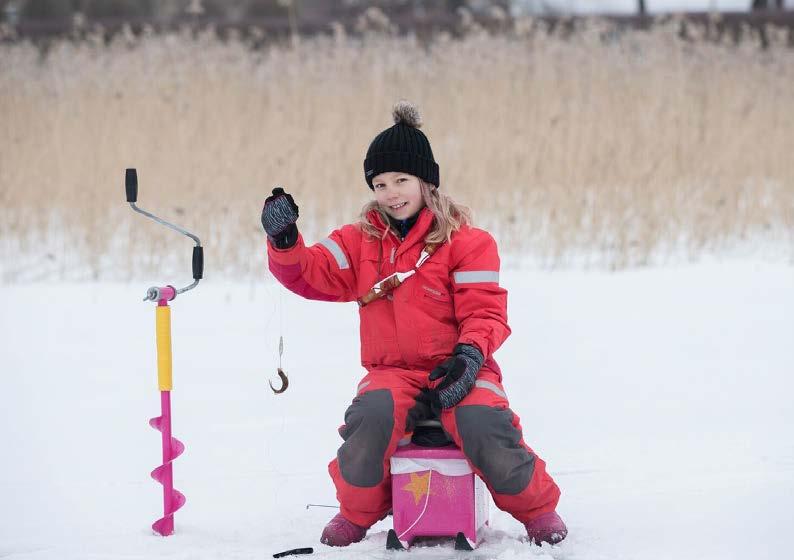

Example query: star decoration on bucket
[402,471,432,505]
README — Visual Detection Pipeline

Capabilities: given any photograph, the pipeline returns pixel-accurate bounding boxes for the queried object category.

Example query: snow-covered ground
[1,260,792,560]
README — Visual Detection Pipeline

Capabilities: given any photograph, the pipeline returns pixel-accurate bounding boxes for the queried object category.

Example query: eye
[397,177,407,183]
[374,184,385,190]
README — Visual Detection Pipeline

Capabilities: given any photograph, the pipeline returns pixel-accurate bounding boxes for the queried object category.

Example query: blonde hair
[358,180,473,244]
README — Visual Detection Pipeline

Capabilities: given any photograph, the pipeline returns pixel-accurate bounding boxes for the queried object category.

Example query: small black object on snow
[272,547,313,558]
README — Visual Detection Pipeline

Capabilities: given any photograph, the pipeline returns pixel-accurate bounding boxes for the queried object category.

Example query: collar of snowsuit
[387,211,420,240]
[370,207,433,246]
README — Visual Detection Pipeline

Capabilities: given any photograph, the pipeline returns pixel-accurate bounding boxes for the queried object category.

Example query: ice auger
[125,168,203,536]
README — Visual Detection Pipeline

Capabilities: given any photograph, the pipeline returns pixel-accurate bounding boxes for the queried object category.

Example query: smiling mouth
[389,202,408,210]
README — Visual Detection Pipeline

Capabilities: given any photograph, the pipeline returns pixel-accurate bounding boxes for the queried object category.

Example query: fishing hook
[269,367,289,394]
[270,335,288,394]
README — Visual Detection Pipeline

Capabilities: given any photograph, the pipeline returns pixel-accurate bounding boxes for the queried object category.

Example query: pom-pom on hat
[363,100,440,189]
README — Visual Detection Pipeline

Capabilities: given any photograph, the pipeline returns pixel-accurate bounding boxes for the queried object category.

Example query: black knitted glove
[428,343,484,409]
[262,187,299,249]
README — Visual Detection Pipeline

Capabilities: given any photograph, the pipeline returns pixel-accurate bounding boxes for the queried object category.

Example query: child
[262,101,567,548]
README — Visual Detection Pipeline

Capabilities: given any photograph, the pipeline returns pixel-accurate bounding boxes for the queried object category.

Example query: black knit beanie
[363,101,440,189]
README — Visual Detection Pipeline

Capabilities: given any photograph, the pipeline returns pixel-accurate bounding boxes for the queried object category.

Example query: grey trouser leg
[455,405,536,495]
[337,389,395,487]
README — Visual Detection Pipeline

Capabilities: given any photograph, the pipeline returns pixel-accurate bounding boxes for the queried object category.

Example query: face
[372,172,425,220]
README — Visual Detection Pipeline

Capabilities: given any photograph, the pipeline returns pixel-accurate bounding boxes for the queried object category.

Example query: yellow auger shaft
[156,305,173,391]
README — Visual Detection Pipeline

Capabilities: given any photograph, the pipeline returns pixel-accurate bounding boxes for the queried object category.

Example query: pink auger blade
[150,390,186,536]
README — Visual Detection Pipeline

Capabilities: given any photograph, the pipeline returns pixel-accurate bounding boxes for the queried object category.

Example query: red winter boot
[524,511,568,545]
[320,512,368,547]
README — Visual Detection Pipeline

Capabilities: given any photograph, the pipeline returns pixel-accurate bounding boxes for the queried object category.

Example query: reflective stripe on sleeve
[319,237,349,270]
[453,270,499,284]
[474,379,507,399]
[356,380,371,394]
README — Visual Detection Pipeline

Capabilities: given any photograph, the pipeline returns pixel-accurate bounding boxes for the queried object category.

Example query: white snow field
[1,260,792,560]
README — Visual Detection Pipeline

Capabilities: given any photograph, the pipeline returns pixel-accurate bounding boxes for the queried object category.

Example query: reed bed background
[1,19,792,283]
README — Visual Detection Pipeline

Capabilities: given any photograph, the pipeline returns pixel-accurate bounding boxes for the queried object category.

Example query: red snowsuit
[267,207,561,527]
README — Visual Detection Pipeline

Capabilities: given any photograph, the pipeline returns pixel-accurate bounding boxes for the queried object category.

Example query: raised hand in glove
[261,187,299,249]
[428,343,485,409]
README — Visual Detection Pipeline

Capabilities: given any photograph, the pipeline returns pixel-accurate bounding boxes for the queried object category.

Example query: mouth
[388,202,408,210]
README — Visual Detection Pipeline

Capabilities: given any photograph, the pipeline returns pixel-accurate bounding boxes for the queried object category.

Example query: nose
[385,184,400,199]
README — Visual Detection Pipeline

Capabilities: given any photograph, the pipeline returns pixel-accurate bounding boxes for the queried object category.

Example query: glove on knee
[428,343,484,409]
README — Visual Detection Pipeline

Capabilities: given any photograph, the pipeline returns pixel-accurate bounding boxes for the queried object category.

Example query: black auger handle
[126,166,203,294]
[125,168,138,203]
[192,246,204,280]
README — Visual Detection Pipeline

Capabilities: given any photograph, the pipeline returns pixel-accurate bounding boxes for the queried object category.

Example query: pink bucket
[389,443,488,549]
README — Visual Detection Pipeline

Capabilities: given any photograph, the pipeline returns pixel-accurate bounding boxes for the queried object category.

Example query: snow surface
[1,261,792,560]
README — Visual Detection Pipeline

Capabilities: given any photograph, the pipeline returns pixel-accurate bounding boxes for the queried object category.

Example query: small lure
[270,335,288,394]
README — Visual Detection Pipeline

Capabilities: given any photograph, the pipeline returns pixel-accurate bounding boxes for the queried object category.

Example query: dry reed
[1,20,792,282]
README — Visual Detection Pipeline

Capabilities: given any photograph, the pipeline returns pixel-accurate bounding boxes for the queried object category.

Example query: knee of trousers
[455,405,536,496]
[337,389,395,488]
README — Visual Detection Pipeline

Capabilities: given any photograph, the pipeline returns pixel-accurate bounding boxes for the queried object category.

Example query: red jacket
[267,207,511,375]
